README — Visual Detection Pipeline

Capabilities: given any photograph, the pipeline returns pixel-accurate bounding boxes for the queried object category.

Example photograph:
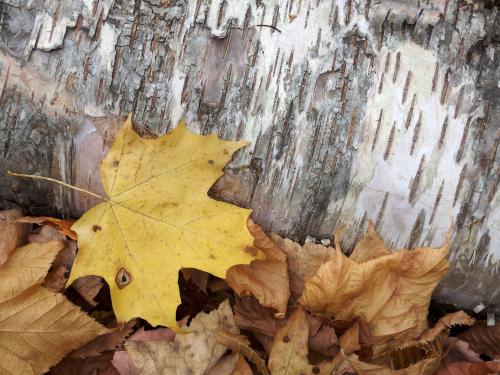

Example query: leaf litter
[3,115,499,374]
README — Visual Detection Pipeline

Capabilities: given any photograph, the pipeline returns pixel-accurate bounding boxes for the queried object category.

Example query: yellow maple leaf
[67,115,259,329]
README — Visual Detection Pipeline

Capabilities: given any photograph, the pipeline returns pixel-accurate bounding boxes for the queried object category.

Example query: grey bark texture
[0,0,499,313]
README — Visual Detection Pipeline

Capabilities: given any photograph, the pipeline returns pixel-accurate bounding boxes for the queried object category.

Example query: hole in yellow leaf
[115,268,132,289]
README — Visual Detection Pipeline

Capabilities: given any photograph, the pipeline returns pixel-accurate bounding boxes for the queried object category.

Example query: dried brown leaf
[443,338,482,364]
[348,312,474,374]
[215,330,270,375]
[234,296,339,357]
[69,319,137,359]
[270,233,335,299]
[17,215,77,240]
[72,275,104,307]
[435,361,500,375]
[182,268,209,294]
[226,220,290,318]
[42,239,77,293]
[0,209,28,265]
[349,223,391,262]
[458,321,500,359]
[111,326,176,375]
[300,228,449,357]
[206,354,240,375]
[232,355,253,375]
[124,300,239,375]
[43,265,69,292]
[0,242,108,374]
[29,223,66,242]
[346,352,440,375]
[234,296,279,337]
[268,307,347,375]
[422,311,475,343]
[52,352,119,375]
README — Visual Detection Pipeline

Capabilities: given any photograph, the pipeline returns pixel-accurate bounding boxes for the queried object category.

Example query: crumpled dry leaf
[17,215,77,239]
[31,228,102,306]
[234,296,279,338]
[270,232,335,299]
[216,330,269,375]
[442,338,482,364]
[68,115,260,329]
[435,361,500,375]
[348,223,390,262]
[458,321,500,359]
[346,353,440,375]
[206,354,240,375]
[69,319,138,359]
[417,311,475,344]
[72,275,104,307]
[268,307,348,375]
[232,355,253,375]
[52,352,119,375]
[125,300,239,375]
[42,237,77,292]
[0,241,108,375]
[300,225,449,356]
[345,312,475,375]
[29,222,66,242]
[0,209,28,265]
[226,220,290,318]
[334,317,373,361]
[234,296,339,357]
[111,326,175,375]
[181,268,209,294]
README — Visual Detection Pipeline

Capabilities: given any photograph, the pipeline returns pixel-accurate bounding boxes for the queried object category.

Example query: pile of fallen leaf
[1,211,499,375]
[1,116,499,375]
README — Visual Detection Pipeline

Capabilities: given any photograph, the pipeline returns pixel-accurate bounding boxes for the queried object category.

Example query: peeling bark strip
[0,0,499,312]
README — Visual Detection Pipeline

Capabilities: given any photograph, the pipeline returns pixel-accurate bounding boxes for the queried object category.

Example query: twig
[7,170,108,201]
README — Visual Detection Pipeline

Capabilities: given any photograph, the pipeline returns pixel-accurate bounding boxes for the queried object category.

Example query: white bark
[0,0,498,311]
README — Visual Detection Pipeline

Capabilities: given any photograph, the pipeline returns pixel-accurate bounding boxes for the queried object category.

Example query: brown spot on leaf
[115,268,132,289]
[208,159,215,164]
[92,225,102,232]
[112,160,119,167]
[283,335,290,343]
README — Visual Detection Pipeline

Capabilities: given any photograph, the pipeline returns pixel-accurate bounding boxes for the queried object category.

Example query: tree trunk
[1,0,499,313]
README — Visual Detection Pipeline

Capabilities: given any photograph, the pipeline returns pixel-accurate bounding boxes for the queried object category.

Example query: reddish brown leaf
[458,321,500,359]
[442,338,482,364]
[234,296,339,357]
[18,216,77,240]
[181,268,209,294]
[69,320,138,359]
[52,352,119,375]
[435,361,500,375]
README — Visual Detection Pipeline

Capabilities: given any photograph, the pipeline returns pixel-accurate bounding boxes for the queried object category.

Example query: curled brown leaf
[226,220,290,318]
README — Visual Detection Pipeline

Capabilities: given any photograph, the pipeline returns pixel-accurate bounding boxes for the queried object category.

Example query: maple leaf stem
[7,170,108,201]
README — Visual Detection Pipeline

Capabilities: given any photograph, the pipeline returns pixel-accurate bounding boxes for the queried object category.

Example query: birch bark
[0,0,498,312]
